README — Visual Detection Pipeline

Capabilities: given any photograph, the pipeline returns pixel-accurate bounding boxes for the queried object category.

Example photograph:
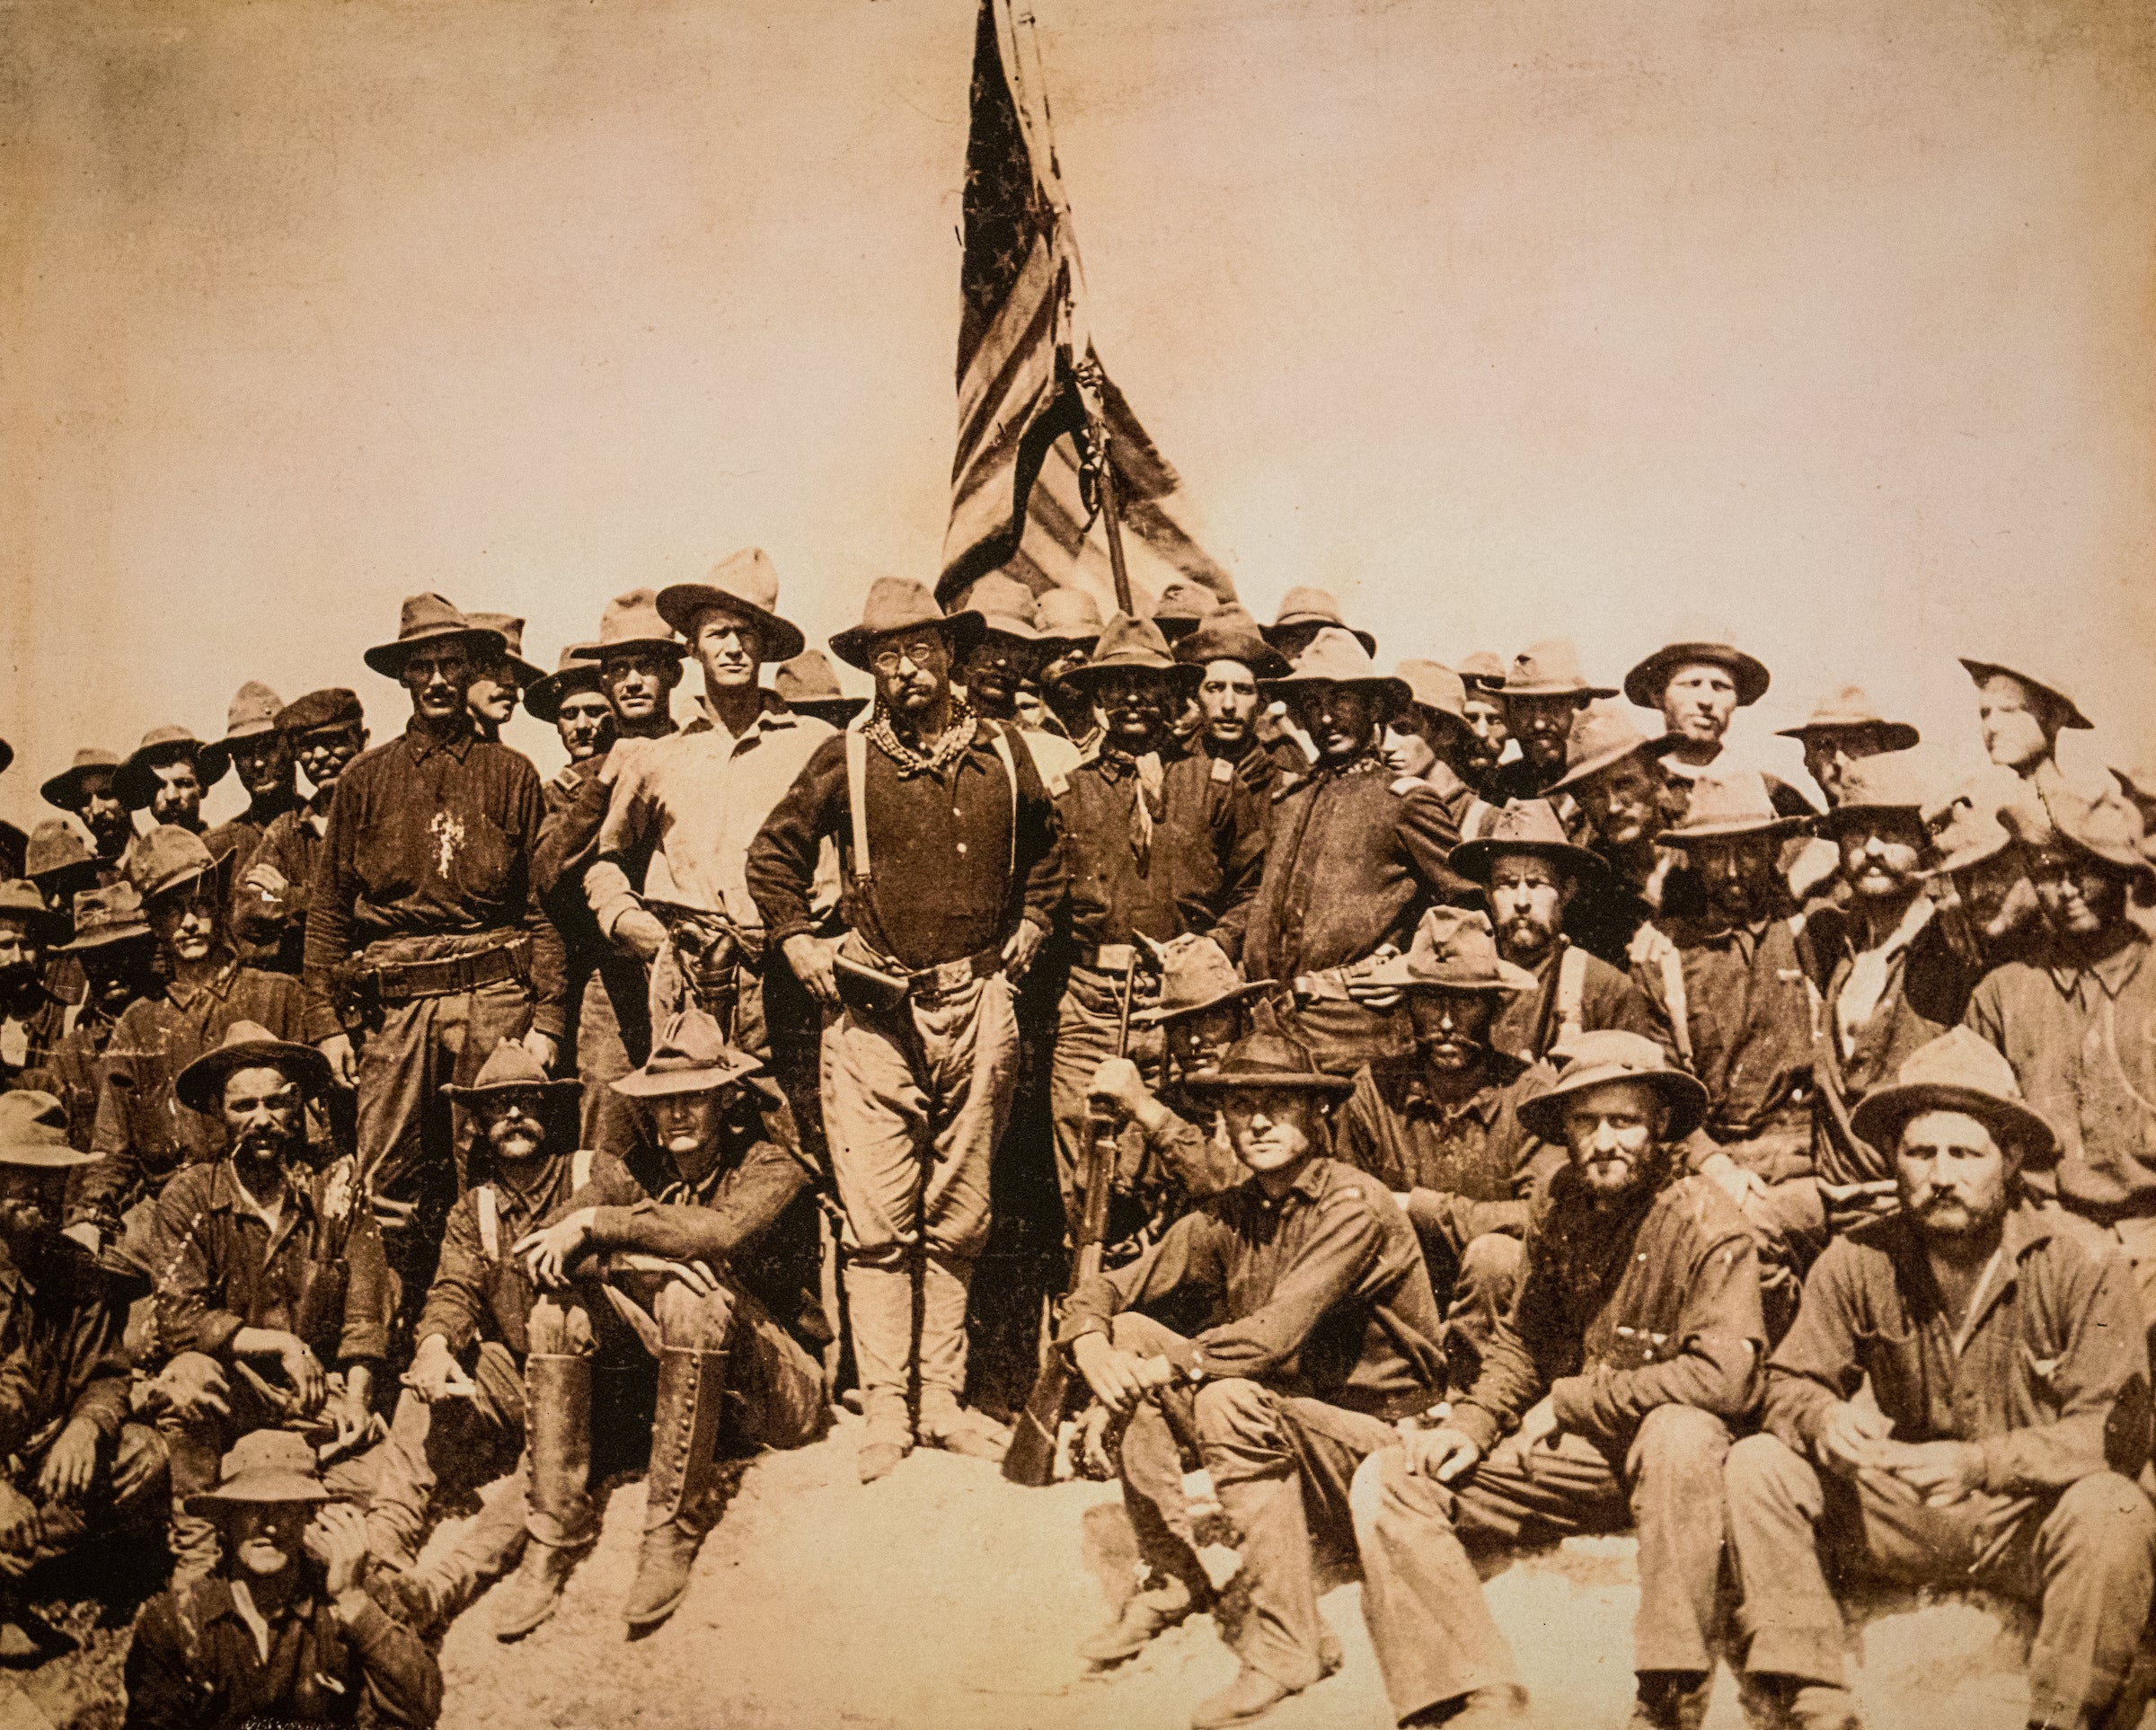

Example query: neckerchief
[866,695,978,780]
[1097,746,1166,873]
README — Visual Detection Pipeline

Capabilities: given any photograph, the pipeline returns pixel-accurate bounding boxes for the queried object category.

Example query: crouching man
[0,1092,167,1656]
[1061,1032,1448,1730]
[1724,1028,2156,1730]
[506,1011,828,1635]
[122,1430,441,1729]
[361,1040,634,1630]
[1354,1031,1763,1729]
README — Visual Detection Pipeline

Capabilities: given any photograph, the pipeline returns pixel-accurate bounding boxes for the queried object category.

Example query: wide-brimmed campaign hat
[1502,640,1618,700]
[1449,799,1606,885]
[443,1038,582,1106]
[1455,651,1508,693]
[56,882,153,953]
[1623,618,1772,710]
[2007,789,2155,880]
[1259,629,1411,709]
[1364,906,1541,995]
[1517,1029,1710,1145]
[1849,1027,2057,1167]
[198,684,287,783]
[587,588,689,662]
[1032,586,1107,650]
[1052,614,1197,697]
[827,577,984,675]
[276,688,366,740]
[773,649,868,724]
[1128,935,1276,1027]
[524,646,609,725]
[124,825,233,907]
[1922,769,2028,878]
[1957,655,2092,733]
[1544,702,1681,797]
[25,817,101,907]
[0,1091,99,1170]
[185,1429,337,1516]
[1775,685,1921,753]
[612,1010,765,1099]
[1150,579,1221,643]
[115,727,227,812]
[1172,605,1290,680]
[363,595,506,679]
[0,880,66,946]
[965,574,1041,643]
[1811,750,1933,839]
[175,1019,333,1114]
[1393,660,1474,736]
[464,613,545,688]
[1656,772,1807,845]
[1262,587,1375,658]
[658,548,808,663]
[40,748,123,814]
[1175,1030,1355,1098]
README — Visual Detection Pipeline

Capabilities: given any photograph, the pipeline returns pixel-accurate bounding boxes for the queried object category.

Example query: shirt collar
[2071,931,2152,1000]
[686,690,795,741]
[401,720,476,764]
[209,1159,317,1224]
[1401,1068,1509,1125]
[165,953,243,1012]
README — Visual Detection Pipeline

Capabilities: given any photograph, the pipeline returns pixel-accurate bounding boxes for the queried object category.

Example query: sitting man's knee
[2054,1470,2156,1548]
[1723,1430,1813,1510]
[1455,1231,1524,1298]
[1192,1377,1275,1446]
[526,1295,595,1355]
[654,1277,736,1348]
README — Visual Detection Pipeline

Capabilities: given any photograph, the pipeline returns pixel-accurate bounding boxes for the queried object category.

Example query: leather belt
[367,937,528,1006]
[1074,942,1140,973]
[909,944,1004,1004]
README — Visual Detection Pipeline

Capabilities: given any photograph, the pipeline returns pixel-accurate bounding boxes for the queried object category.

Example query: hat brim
[1656,815,1807,846]
[828,610,985,675]
[138,844,238,910]
[1447,835,1608,887]
[1259,672,1413,711]
[55,921,155,955]
[588,635,690,664]
[1922,831,2014,879]
[655,586,808,663]
[611,1060,763,1099]
[40,763,120,813]
[185,1473,336,1514]
[1176,643,1292,681]
[523,666,610,725]
[1033,625,1103,650]
[2049,822,2156,880]
[1055,656,1202,696]
[174,1038,332,1115]
[1260,622,1379,658]
[1622,645,1772,710]
[1129,977,1277,1028]
[1775,719,1921,753]
[0,1143,101,1170]
[197,727,282,787]
[1177,1066,1356,1098]
[1849,1081,2058,1168]
[1365,955,1542,995]
[363,624,508,679]
[1544,732,1682,798]
[976,613,1042,644]
[443,1076,584,1105]
[1957,660,2093,731]
[31,858,103,900]
[1518,1064,1709,1144]
[1812,799,1929,839]
[115,744,227,812]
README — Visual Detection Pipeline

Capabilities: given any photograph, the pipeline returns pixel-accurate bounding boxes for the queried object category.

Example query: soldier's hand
[35,1417,100,1504]
[513,1211,594,1290]
[519,1028,558,1071]
[615,907,669,964]
[1627,922,1678,987]
[783,934,841,1009]
[1003,918,1047,982]
[304,1501,371,1599]
[1891,1439,1986,1508]
[318,1033,358,1090]
[406,1334,460,1403]
[243,861,290,900]
[60,1222,100,1257]
[1087,1057,1151,1119]
[1816,1399,1896,1478]
[1515,1396,1561,1456]
[1070,1333,1153,1417]
[1403,1425,1481,1483]
[0,1483,37,1558]
[149,1359,230,1423]
[1700,1152,1767,1214]
[276,1335,327,1415]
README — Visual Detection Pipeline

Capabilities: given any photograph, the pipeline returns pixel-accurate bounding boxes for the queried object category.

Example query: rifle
[1004,949,1142,1487]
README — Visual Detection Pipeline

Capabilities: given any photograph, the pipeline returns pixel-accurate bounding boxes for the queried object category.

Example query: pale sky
[5,0,2153,833]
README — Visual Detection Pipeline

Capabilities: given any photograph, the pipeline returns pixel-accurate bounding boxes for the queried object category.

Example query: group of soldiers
[0,552,2149,1730]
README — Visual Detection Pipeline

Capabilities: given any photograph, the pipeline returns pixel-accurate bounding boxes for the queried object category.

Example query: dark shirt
[1334,1055,1558,1269]
[535,745,657,1067]
[747,715,1065,971]
[1763,1203,2150,1493]
[1057,750,1265,950]
[416,1150,642,1359]
[228,799,327,977]
[208,795,299,970]
[1489,939,1664,1066]
[302,722,567,1044]
[1963,931,2156,1219]
[149,1156,391,1367]
[122,1577,441,1730]
[1060,1156,1446,1422]
[81,959,306,1234]
[34,998,128,1153]
[0,1240,132,1460]
[1452,1165,1764,1456]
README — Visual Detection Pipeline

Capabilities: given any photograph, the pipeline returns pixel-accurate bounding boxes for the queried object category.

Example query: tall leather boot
[623,1346,726,1629]
[491,1355,593,1641]
[846,1263,915,1483]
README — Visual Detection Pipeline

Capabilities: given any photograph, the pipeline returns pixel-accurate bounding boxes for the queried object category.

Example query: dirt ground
[0,1410,2103,1730]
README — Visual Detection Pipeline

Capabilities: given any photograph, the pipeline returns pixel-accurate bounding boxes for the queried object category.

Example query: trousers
[1048,965,1165,1236]
[1724,1433,2156,1725]
[1351,1404,1734,1720]
[360,1338,526,1568]
[0,1419,166,1573]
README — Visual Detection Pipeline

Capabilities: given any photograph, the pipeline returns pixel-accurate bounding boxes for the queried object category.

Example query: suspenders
[843,718,1021,890]
[476,1148,594,1262]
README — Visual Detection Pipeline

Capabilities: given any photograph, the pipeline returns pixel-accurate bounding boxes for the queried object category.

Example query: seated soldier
[506,1010,828,1635]
[1354,1031,1763,1730]
[143,1022,388,1583]
[0,1092,167,1657]
[1061,1031,1447,1730]
[121,1430,441,1729]
[1724,1029,2156,1730]
[41,883,160,1159]
[360,1039,636,1632]
[1336,909,1554,1393]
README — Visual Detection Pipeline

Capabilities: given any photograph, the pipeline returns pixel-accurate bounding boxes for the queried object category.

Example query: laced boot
[1078,1567,1214,1664]
[623,1345,727,1631]
[1630,1670,1714,1730]
[491,1354,593,1641]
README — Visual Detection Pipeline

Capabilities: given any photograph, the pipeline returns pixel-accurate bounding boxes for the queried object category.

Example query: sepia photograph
[3,1,2155,1725]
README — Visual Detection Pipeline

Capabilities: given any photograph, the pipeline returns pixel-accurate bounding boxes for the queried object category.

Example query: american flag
[938,0,1233,617]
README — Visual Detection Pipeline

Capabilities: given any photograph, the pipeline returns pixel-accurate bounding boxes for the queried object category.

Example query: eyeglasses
[870,638,947,675]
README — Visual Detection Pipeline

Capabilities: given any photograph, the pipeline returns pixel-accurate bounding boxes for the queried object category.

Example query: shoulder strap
[986,724,1020,877]
[476,1186,498,1261]
[844,724,874,885]
[571,1149,594,1191]
[1556,943,1590,1044]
